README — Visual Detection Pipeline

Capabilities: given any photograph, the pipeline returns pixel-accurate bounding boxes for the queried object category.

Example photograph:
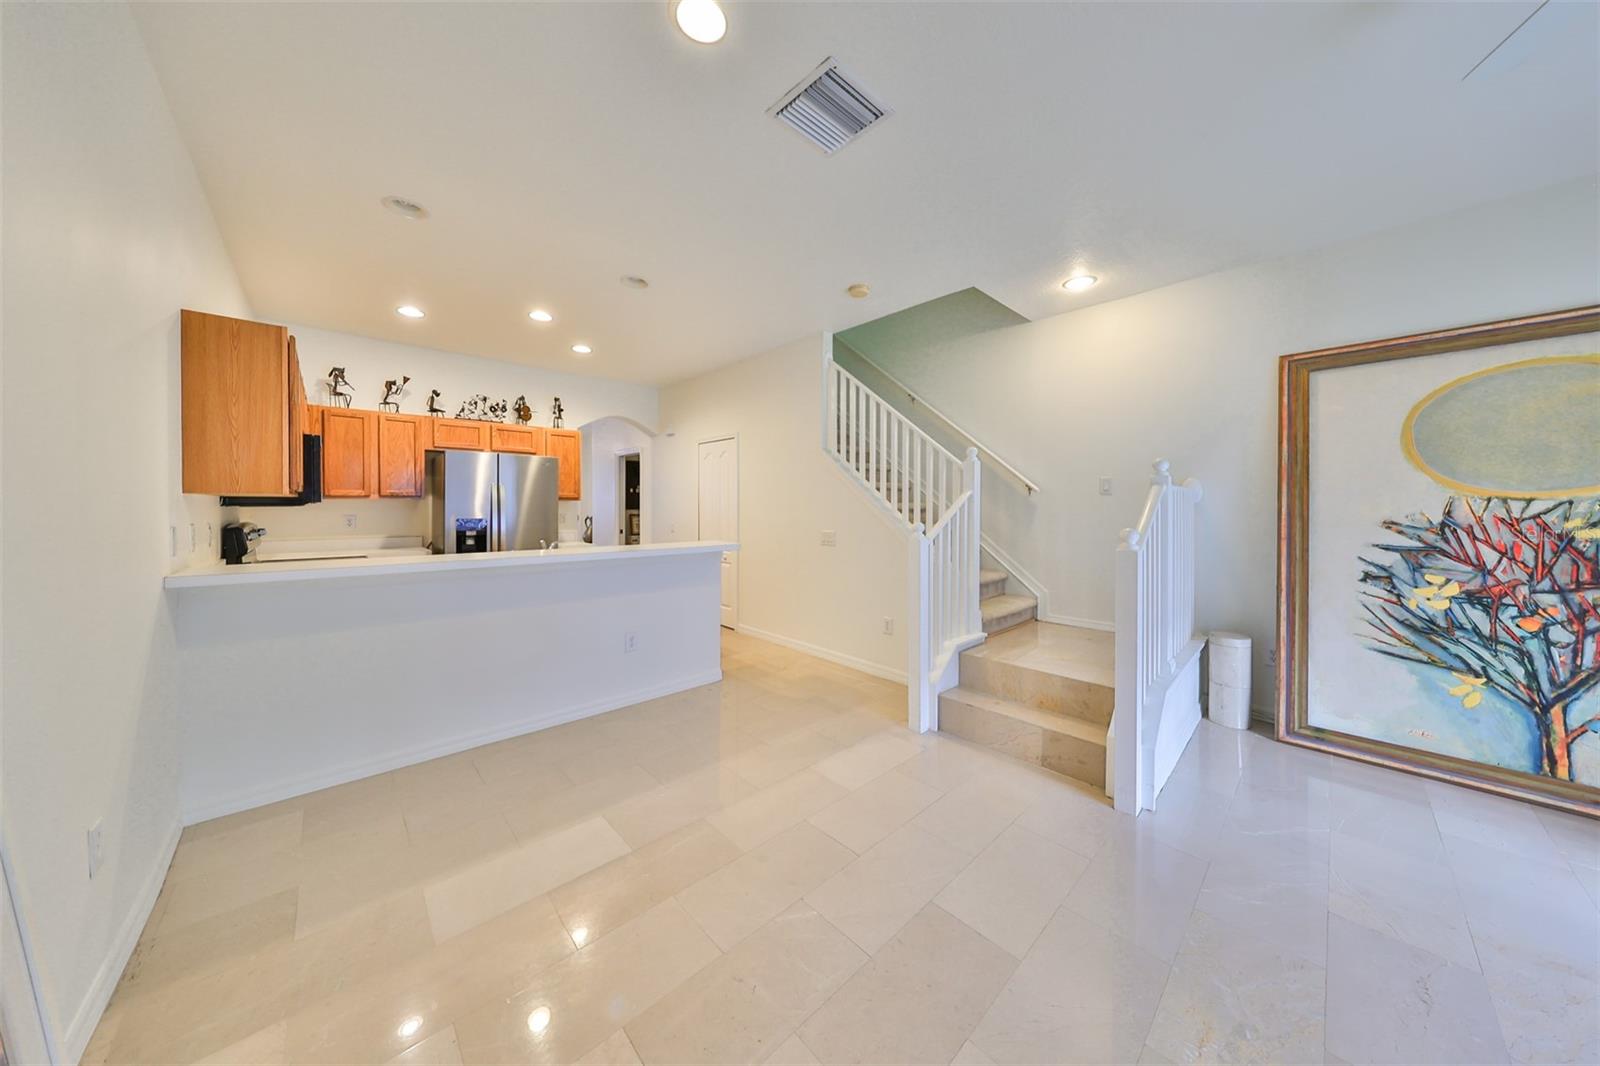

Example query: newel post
[964,448,981,637]
[1113,526,1143,814]
[908,523,934,733]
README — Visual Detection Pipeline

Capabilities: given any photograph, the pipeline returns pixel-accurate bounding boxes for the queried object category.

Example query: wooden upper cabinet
[546,428,582,499]
[489,424,546,455]
[377,413,425,497]
[181,309,294,496]
[320,406,375,498]
[430,418,489,451]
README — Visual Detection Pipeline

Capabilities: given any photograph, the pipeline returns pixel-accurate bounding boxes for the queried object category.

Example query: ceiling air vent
[769,57,890,155]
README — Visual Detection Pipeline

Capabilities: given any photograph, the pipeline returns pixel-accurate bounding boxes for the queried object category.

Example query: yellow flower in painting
[1445,672,1486,709]
[1408,573,1462,611]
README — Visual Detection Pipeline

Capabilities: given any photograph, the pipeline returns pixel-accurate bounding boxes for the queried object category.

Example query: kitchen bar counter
[165,540,736,589]
[171,539,733,823]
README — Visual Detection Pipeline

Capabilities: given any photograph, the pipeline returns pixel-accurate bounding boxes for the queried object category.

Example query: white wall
[856,177,1600,710]
[655,335,910,680]
[1,3,251,1057]
[237,323,659,542]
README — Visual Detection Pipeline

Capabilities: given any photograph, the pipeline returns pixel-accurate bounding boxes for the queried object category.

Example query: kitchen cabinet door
[430,418,489,450]
[321,406,374,498]
[377,413,425,497]
[490,424,546,454]
[181,309,293,495]
[547,428,582,499]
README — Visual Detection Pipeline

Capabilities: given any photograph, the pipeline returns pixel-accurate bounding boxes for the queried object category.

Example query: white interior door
[698,437,738,629]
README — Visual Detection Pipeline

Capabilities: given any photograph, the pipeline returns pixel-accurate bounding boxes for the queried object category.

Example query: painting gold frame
[1276,305,1600,816]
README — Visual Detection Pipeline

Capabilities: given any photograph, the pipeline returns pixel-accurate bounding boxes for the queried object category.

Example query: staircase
[825,350,1204,813]
[979,567,1036,635]
[938,621,1113,790]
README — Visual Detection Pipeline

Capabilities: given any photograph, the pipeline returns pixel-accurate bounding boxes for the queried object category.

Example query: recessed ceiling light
[380,196,428,220]
[1061,274,1098,293]
[571,344,593,355]
[846,283,871,299]
[620,276,650,289]
[529,309,553,322]
[673,0,726,44]
[396,304,425,319]
[527,1007,552,1034]
[397,1016,424,1039]
[571,926,589,946]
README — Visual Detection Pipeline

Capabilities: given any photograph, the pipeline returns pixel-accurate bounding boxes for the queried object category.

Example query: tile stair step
[938,686,1107,789]
[980,593,1036,635]
[956,650,1112,729]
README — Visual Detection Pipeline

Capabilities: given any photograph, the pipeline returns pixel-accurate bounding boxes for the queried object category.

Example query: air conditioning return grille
[771,59,889,155]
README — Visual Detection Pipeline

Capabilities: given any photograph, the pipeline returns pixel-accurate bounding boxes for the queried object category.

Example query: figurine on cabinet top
[550,397,565,428]
[426,389,445,416]
[379,375,410,412]
[514,395,533,425]
[326,367,354,408]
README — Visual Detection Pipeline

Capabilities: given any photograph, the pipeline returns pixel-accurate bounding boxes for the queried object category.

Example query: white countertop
[164,541,737,589]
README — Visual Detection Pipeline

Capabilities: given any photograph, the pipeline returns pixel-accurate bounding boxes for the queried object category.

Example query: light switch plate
[820,530,837,547]
[87,821,104,880]
[1098,477,1113,496]
[623,631,639,653]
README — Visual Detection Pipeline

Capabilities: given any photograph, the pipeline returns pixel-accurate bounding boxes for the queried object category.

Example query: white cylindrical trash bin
[1208,631,1252,729]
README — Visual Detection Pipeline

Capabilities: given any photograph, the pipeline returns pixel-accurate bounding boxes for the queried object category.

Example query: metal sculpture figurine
[326,367,354,408]
[455,394,492,420]
[551,396,565,428]
[488,398,508,423]
[426,389,445,416]
[379,375,410,412]
[514,395,533,425]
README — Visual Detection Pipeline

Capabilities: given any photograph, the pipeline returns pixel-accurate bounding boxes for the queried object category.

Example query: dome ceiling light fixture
[672,0,727,44]
[380,196,429,220]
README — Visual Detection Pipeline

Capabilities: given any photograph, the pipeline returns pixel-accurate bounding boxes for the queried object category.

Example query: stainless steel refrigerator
[426,449,560,553]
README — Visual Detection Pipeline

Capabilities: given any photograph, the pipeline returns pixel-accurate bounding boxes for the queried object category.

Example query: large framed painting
[1278,306,1600,816]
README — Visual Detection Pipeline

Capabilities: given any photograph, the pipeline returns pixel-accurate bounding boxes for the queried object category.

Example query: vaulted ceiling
[134,2,1598,384]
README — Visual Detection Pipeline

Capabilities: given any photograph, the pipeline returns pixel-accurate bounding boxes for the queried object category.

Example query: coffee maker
[220,522,267,564]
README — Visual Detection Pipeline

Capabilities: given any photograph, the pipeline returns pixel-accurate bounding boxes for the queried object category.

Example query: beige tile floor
[86,631,1599,1065]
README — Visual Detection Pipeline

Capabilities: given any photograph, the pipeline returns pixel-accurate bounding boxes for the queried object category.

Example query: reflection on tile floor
[86,631,1599,1064]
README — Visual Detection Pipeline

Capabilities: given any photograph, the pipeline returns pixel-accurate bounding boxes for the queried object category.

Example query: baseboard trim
[736,625,908,684]
[1038,611,1115,633]
[181,669,723,825]
[61,819,182,1064]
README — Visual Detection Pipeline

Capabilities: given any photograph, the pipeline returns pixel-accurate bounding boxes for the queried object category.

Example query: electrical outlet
[820,530,837,547]
[882,617,894,636]
[623,631,639,653]
[1266,647,1277,667]
[207,522,214,547]
[189,523,197,552]
[1098,476,1113,496]
[343,513,358,530]
[86,821,104,880]
[169,525,178,557]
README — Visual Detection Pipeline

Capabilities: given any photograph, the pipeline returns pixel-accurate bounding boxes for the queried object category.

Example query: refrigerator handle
[493,482,503,552]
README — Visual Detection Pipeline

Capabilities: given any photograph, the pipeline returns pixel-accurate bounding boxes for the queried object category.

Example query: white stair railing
[825,360,982,730]
[1112,460,1204,814]
[909,449,983,731]
[829,362,963,531]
